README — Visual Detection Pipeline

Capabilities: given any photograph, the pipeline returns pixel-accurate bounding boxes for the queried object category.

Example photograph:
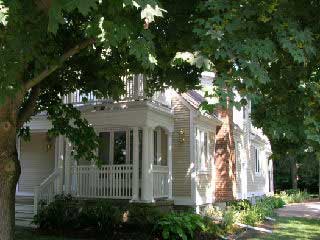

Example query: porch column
[131,127,140,201]
[141,126,154,202]
[64,139,72,194]
[167,131,173,199]
[56,135,64,193]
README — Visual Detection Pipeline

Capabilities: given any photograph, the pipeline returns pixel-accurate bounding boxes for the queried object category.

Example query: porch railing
[64,75,171,107]
[73,164,133,199]
[153,165,169,199]
[34,168,63,214]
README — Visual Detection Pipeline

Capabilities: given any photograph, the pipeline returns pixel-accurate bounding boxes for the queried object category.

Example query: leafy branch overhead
[0,0,203,163]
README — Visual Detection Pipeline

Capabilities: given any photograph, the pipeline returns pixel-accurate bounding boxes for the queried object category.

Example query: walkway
[275,201,320,219]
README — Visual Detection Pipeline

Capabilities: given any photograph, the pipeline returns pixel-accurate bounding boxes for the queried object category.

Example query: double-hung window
[196,128,211,172]
[254,147,260,173]
[98,130,129,165]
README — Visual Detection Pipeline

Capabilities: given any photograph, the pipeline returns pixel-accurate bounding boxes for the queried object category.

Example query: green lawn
[246,217,320,240]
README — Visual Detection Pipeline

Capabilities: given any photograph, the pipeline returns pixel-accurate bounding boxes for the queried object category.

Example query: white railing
[153,165,169,198]
[34,168,62,214]
[64,75,171,108]
[74,164,133,199]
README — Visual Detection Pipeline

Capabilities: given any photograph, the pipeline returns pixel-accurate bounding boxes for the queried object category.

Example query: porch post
[167,131,173,199]
[131,127,140,201]
[65,139,72,194]
[141,127,154,202]
[56,135,64,193]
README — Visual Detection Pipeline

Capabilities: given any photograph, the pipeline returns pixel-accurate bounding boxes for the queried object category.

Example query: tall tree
[0,1,204,239]
[193,0,320,193]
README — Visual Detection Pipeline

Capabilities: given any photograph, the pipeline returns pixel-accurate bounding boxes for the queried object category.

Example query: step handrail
[34,168,62,215]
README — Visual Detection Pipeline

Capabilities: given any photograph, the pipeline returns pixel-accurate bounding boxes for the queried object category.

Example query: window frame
[254,147,261,174]
[97,128,130,165]
[235,140,241,174]
[196,127,211,173]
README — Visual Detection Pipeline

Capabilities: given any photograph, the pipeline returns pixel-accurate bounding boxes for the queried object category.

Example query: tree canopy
[1,1,320,239]
[0,1,205,239]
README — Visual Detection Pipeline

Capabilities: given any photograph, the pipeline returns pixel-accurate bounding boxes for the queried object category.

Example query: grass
[15,226,82,240]
[246,217,320,240]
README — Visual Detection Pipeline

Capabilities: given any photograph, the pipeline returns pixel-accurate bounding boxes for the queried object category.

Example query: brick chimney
[214,100,236,202]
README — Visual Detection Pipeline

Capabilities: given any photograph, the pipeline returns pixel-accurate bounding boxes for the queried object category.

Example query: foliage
[193,0,320,196]
[0,1,205,236]
[273,151,319,193]
[126,205,164,227]
[205,197,285,228]
[221,209,238,232]
[34,196,122,236]
[0,0,204,166]
[15,226,77,240]
[277,190,311,204]
[227,199,252,211]
[154,212,207,240]
[80,200,122,236]
[33,194,82,231]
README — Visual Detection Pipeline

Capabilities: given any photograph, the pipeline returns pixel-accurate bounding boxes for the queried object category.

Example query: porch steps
[15,203,35,228]
[16,195,34,205]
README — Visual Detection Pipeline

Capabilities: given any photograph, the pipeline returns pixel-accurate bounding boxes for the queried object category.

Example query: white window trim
[196,127,211,174]
[254,147,261,175]
[235,140,241,174]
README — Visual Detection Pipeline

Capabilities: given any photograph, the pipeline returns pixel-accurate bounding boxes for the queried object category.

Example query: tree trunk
[0,159,20,240]
[290,156,298,190]
[0,118,21,240]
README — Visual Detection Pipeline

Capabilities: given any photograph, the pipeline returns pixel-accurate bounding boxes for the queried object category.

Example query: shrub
[33,194,82,231]
[237,196,284,226]
[277,190,311,204]
[80,200,122,235]
[221,208,238,232]
[198,216,224,238]
[126,205,165,228]
[155,212,207,240]
[227,199,252,211]
[262,196,285,209]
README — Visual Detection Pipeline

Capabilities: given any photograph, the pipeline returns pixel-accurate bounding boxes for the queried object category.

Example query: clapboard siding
[234,139,242,198]
[247,145,266,194]
[172,96,191,197]
[19,133,55,193]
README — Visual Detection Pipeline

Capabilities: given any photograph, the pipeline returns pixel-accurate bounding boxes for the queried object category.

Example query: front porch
[34,125,173,213]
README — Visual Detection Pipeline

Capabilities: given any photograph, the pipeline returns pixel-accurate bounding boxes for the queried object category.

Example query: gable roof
[180,90,220,124]
[181,90,206,109]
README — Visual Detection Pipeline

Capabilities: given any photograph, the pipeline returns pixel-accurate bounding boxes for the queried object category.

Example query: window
[254,147,260,173]
[114,131,127,164]
[196,129,210,171]
[98,130,129,165]
[242,107,246,119]
[154,130,158,164]
[99,132,110,164]
[129,130,133,164]
[235,141,241,172]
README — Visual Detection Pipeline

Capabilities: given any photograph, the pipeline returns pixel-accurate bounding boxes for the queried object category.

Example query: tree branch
[17,86,40,129]
[24,38,96,91]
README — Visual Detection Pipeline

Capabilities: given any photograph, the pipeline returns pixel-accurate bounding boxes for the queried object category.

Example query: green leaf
[77,0,98,15]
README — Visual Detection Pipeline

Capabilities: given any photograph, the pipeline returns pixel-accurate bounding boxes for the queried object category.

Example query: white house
[15,73,273,214]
